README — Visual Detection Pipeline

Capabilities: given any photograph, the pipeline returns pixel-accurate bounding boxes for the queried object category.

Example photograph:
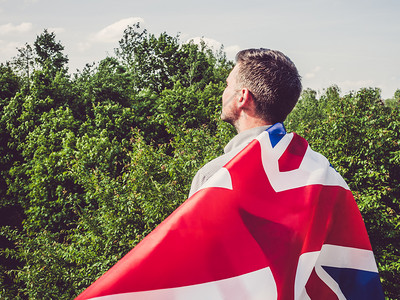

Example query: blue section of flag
[266,123,286,148]
[322,266,385,300]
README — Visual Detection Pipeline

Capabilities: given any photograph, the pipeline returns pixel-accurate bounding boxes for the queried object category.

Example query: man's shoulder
[188,152,235,197]
[189,125,271,197]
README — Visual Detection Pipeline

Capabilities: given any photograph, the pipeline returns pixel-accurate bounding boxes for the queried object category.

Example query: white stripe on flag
[257,132,349,192]
[198,167,233,192]
[294,245,378,300]
[88,267,277,300]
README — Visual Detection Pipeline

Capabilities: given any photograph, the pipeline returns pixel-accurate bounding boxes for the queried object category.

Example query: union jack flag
[76,123,384,300]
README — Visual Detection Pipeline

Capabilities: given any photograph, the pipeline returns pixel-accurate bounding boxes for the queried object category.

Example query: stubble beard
[221,104,240,129]
[221,91,241,128]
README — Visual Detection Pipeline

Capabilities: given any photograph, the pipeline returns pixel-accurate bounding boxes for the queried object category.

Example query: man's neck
[234,118,271,133]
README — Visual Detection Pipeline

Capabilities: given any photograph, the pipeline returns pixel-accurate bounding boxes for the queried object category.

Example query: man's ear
[238,88,254,108]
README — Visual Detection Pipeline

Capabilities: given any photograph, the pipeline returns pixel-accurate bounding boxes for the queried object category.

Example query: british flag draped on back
[76,123,384,300]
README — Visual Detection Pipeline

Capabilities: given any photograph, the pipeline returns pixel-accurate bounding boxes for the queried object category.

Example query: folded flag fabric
[76,122,384,300]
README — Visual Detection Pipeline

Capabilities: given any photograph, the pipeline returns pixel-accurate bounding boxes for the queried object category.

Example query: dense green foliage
[0,25,399,299]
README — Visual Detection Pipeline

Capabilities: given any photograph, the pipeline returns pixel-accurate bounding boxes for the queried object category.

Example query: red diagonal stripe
[278,133,308,172]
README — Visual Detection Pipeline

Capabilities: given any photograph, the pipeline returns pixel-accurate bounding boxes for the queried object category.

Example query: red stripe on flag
[278,133,308,172]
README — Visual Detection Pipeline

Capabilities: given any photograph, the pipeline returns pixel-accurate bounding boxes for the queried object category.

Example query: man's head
[222,48,302,126]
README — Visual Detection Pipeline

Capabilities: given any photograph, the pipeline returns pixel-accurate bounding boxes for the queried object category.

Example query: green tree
[385,89,400,109]
[0,63,20,100]
[0,24,234,299]
[34,29,69,71]
[394,89,400,102]
[115,23,231,93]
[12,43,35,89]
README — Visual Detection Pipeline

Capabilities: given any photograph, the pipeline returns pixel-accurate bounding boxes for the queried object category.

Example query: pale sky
[1,0,399,99]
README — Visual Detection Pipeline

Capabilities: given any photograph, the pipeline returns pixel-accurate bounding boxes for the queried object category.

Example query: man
[189,48,302,197]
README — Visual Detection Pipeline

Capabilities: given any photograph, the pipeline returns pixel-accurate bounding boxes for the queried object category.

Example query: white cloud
[93,17,144,43]
[48,27,65,34]
[0,40,24,59]
[77,41,92,52]
[225,45,240,60]
[0,22,33,35]
[187,37,222,50]
[304,73,315,79]
[186,37,240,60]
[304,66,321,79]
[338,79,375,90]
